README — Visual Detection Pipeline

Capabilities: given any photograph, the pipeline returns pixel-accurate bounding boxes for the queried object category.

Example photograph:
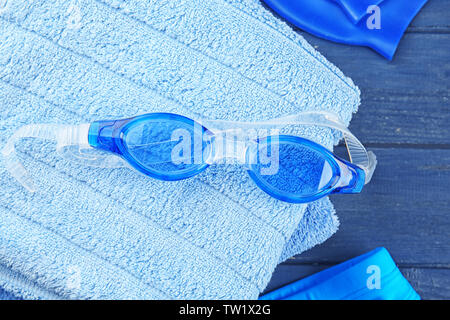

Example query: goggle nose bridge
[204,132,251,165]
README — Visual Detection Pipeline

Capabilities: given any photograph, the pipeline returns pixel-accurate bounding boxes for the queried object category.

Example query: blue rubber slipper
[260,247,420,300]
[263,0,429,60]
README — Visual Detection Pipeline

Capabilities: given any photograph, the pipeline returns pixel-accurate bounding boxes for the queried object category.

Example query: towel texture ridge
[0,0,359,299]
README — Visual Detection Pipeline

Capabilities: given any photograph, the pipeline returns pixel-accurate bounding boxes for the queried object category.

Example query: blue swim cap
[261,247,420,300]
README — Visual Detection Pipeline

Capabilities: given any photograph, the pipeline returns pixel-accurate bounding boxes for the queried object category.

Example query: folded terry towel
[0,0,359,299]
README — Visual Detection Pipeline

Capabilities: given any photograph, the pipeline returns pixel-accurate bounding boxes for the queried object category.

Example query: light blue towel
[0,0,359,299]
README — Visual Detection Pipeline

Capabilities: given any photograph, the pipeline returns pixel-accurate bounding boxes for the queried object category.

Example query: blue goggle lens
[248,136,339,202]
[122,115,210,180]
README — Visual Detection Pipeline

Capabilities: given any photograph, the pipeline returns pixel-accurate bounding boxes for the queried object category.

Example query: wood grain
[407,0,450,31]
[292,147,450,265]
[298,33,450,145]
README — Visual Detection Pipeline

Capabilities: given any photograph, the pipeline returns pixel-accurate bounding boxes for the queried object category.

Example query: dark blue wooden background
[264,0,450,299]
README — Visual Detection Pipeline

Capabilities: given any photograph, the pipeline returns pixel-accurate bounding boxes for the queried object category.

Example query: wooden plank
[407,0,450,31]
[349,93,450,145]
[264,264,450,300]
[290,147,450,265]
[301,32,450,95]
[401,267,450,300]
[297,32,450,145]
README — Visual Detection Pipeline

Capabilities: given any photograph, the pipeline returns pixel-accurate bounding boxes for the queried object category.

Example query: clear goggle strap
[201,111,376,184]
[1,123,125,193]
[277,112,377,184]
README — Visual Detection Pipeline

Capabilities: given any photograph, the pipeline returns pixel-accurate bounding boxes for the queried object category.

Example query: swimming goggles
[2,111,376,203]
